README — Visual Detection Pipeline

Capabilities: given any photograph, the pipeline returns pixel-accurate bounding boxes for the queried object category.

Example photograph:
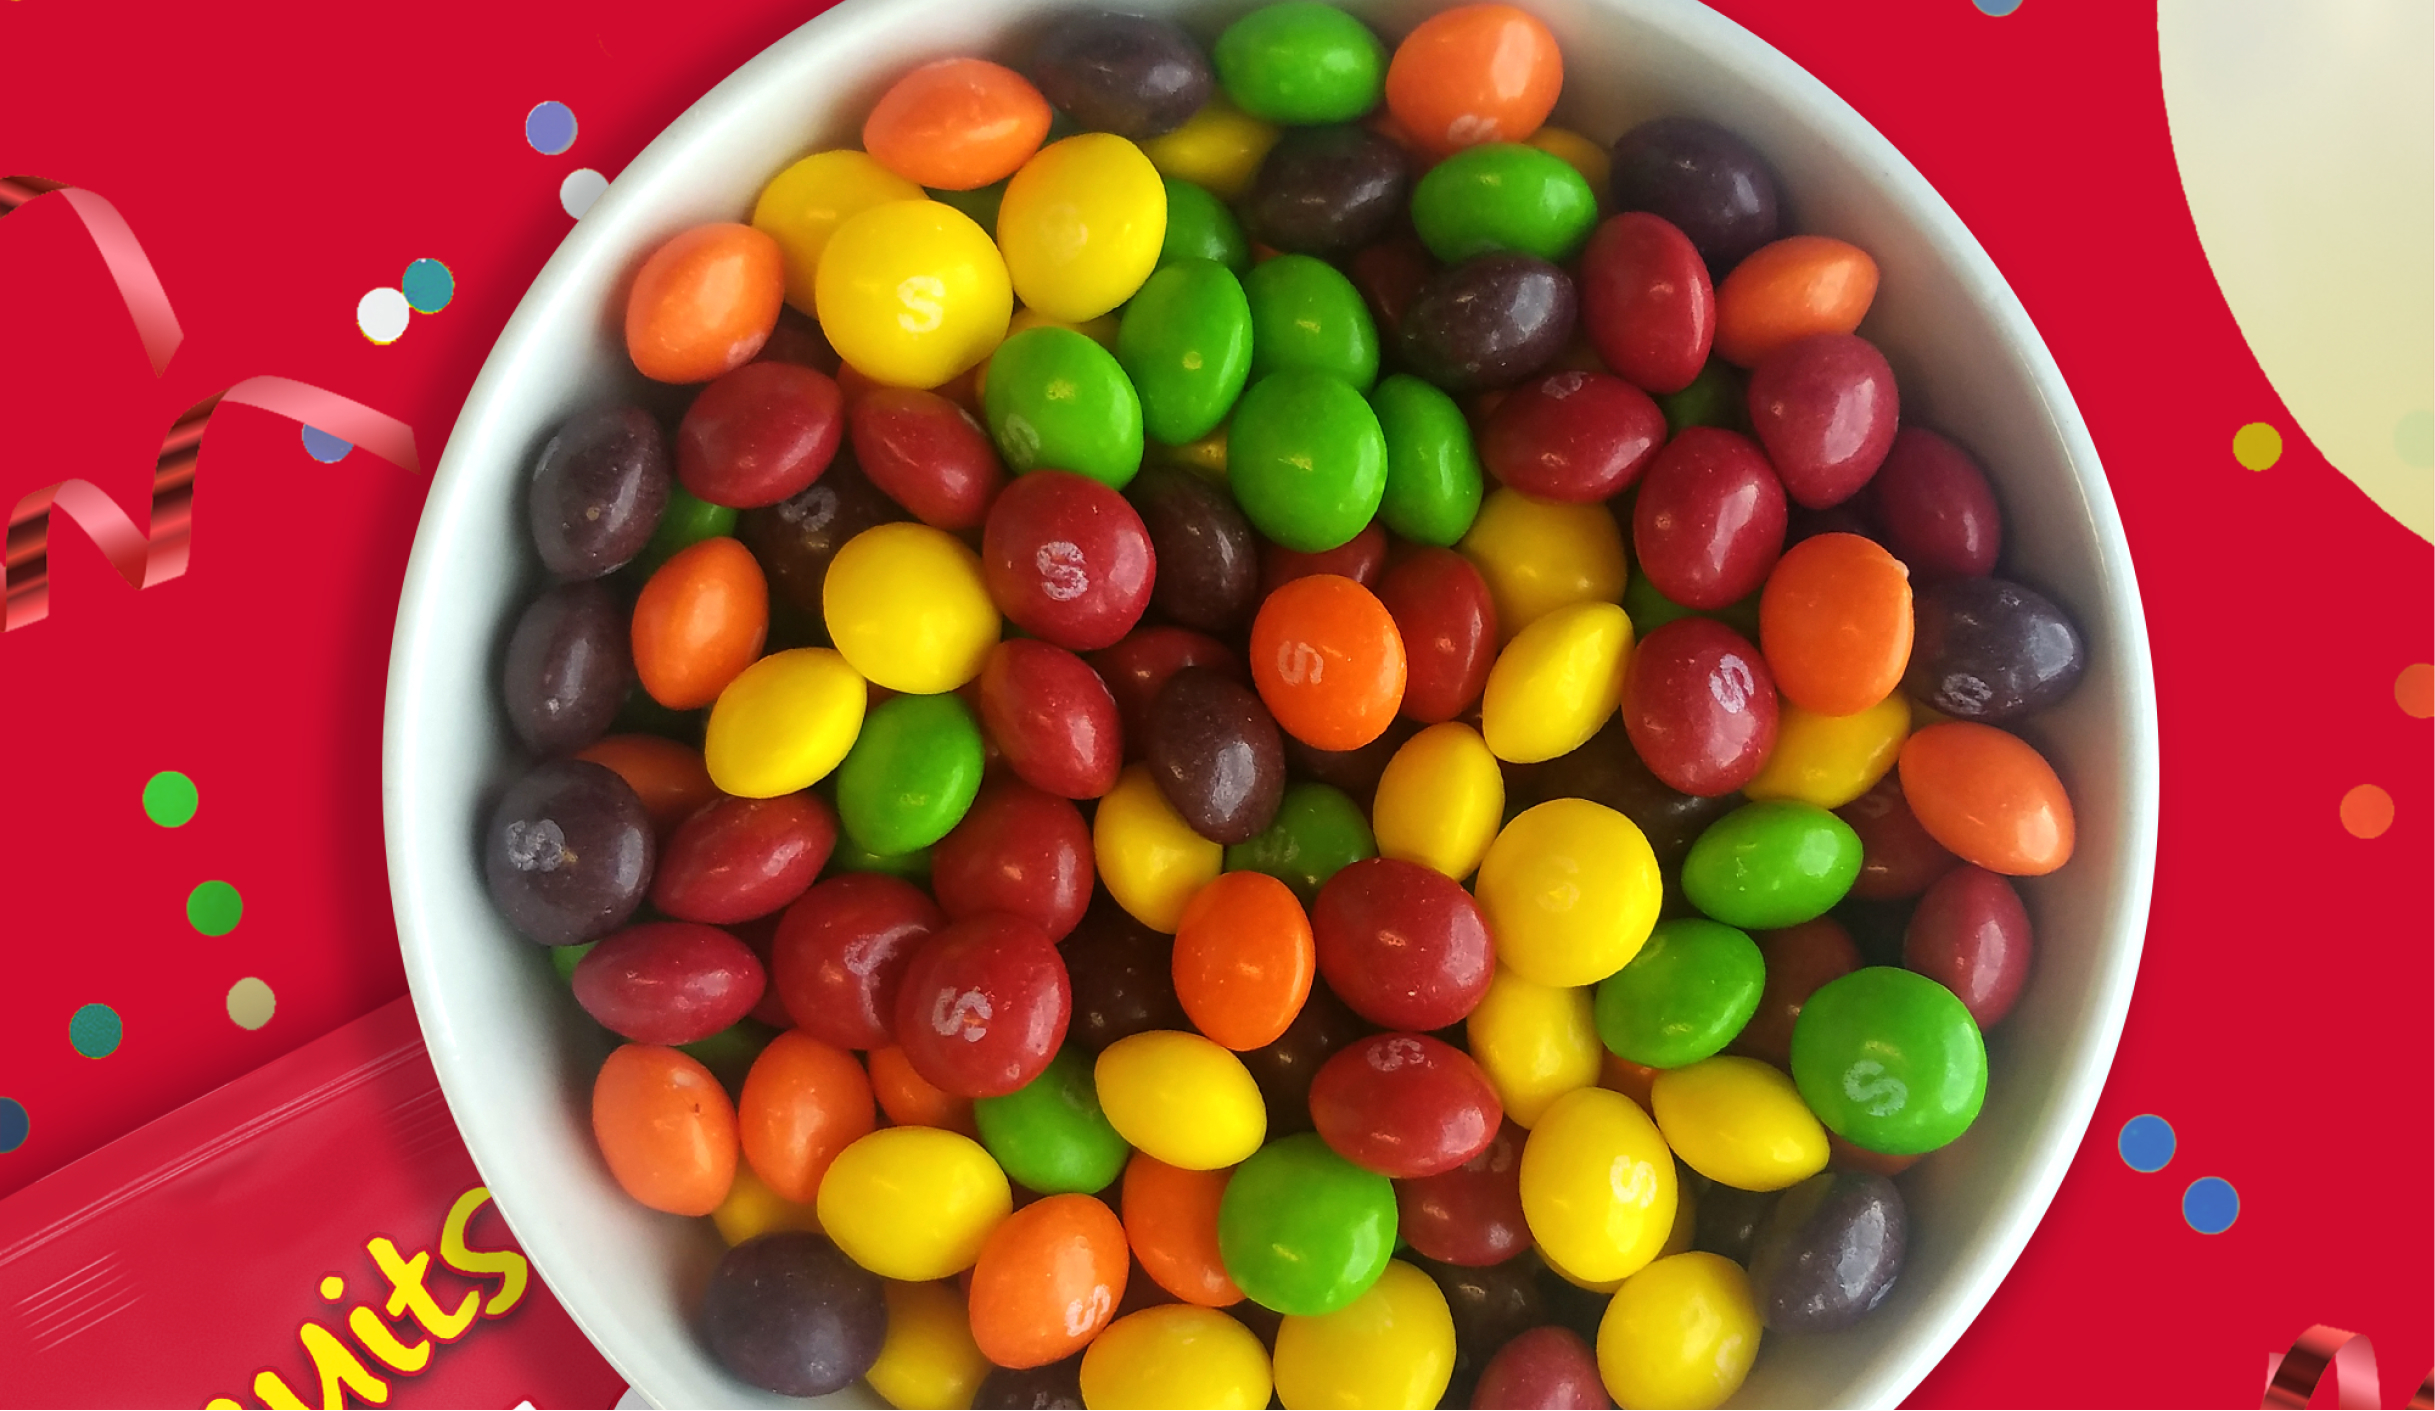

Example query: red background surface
[1,0,2427,1405]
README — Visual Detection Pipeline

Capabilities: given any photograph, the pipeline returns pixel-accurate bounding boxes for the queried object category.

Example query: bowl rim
[382,0,2162,1404]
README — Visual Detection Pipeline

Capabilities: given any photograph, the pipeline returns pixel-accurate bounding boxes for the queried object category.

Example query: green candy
[1227,370,1387,552]
[973,1046,1132,1194]
[828,836,932,884]
[1660,358,1747,436]
[929,180,1006,236]
[1411,143,1600,264]
[1369,373,1484,546]
[984,326,1145,491]
[835,692,986,856]
[1680,800,1863,930]
[1225,781,1376,903]
[1594,918,1766,1069]
[1217,1134,1396,1315]
[677,1019,781,1099]
[1160,178,1251,273]
[549,940,596,985]
[1118,259,1254,447]
[1791,968,1987,1155]
[635,484,739,579]
[1212,2,1387,126]
[1623,570,1762,640]
[1244,254,1379,390]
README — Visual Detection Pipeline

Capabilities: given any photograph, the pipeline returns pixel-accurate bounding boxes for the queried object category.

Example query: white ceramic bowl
[384,0,2159,1404]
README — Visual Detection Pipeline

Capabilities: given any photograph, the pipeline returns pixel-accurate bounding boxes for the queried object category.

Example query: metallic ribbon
[0,176,421,633]
[2264,1326,2435,1410]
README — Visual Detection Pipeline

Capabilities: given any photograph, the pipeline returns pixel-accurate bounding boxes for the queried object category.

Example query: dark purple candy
[1061,893,1187,1051]
[502,579,631,757]
[1282,714,1419,815]
[699,1232,886,1397]
[1870,427,2002,579]
[1399,253,1576,394]
[529,405,670,580]
[1609,116,1785,277]
[1029,13,1211,139]
[738,452,904,616]
[1145,666,1286,844]
[483,758,655,946]
[1127,463,1259,633]
[1904,576,2085,721]
[1692,1180,1781,1264]
[1239,980,1370,1135]
[1526,718,1742,870]
[1747,1170,1907,1333]
[974,1356,1087,1410]
[1245,124,1410,257]
[1746,333,1899,510]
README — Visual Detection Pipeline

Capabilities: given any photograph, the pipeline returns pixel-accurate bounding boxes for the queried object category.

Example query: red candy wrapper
[0,998,627,1409]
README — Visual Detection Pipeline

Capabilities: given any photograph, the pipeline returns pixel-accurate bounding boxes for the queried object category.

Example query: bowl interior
[383,0,2158,1404]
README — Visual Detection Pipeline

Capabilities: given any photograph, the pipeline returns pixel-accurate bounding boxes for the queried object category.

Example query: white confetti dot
[227,977,276,1030]
[356,287,411,345]
[561,167,609,219]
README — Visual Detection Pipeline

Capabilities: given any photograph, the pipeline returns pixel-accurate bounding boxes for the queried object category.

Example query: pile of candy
[482,3,2088,1407]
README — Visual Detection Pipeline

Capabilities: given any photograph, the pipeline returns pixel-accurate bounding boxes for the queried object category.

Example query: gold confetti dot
[2232,422,2283,471]
[2398,663,2433,719]
[2339,785,2394,839]
[226,977,276,1030]
[318,1276,344,1301]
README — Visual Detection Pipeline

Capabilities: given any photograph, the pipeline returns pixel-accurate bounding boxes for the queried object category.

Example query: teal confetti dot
[2396,409,2433,469]
[402,259,455,314]
[188,880,244,937]
[2182,1176,2239,1234]
[526,100,578,156]
[0,1098,26,1153]
[143,770,198,827]
[300,426,353,463]
[1974,0,2023,12]
[2117,1114,2174,1172]
[70,1004,122,1059]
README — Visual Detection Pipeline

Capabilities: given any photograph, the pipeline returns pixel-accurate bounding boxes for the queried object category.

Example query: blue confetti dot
[2183,1176,2239,1234]
[526,101,578,156]
[300,426,353,463]
[1975,0,2023,12]
[2117,1114,2175,1172]
[402,258,455,315]
[0,1098,25,1154]
[69,1003,122,1060]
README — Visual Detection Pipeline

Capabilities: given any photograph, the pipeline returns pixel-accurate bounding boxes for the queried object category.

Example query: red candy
[1630,427,1787,610]
[649,792,837,924]
[975,639,1125,799]
[770,873,946,1050]
[1260,519,1388,599]
[1867,426,2003,579]
[1478,371,1666,503]
[1579,212,1717,396]
[572,921,768,1045]
[1904,864,2033,1027]
[982,470,1157,651]
[1746,332,1899,510]
[1836,775,1960,900]
[930,776,1095,942]
[848,386,1008,531]
[1734,916,1860,1068]
[1312,857,1495,1030]
[1377,547,1498,724]
[892,912,1072,1098]
[676,361,845,509]
[1473,1326,1610,1410]
[1620,616,1780,797]
[1309,1032,1502,1179]
[1393,1119,1529,1267]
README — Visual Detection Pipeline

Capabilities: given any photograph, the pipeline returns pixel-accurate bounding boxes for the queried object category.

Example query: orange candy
[591,1044,738,1216]
[625,223,786,384]
[1758,532,1913,717]
[1897,722,2076,876]
[1599,1052,1662,1113]
[869,1043,980,1138]
[1249,574,1409,752]
[1383,4,1564,159]
[1173,871,1316,1051]
[631,537,770,710]
[965,1193,1130,1368]
[738,1031,876,1204]
[864,58,1052,191]
[575,735,719,836]
[1714,235,1880,368]
[1121,1153,1243,1308]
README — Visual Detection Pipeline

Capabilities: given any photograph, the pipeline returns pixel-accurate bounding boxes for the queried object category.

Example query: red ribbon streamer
[0,177,421,633]
[2264,1326,2435,1410]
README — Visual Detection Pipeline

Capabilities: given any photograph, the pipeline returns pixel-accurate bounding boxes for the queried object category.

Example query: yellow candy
[1474,799,1661,988]
[1537,1242,1622,1294]
[1093,764,1224,931]
[975,305,1125,399]
[1372,722,1504,880]
[1272,1260,1455,1410]
[823,522,1000,694]
[1525,127,1612,210]
[1649,1056,1829,1193]
[1662,1173,1699,1256]
[1458,488,1628,642]
[1159,422,1231,479]
[815,1126,1011,1281]
[751,150,925,315]
[1141,96,1282,202]
[1081,1305,1273,1410]
[703,647,867,798]
[1480,601,1634,764]
[816,199,1012,389]
[1464,966,1600,1128]
[1520,1087,1678,1285]
[1094,1030,1266,1170]
[1743,690,1911,808]
[710,1162,822,1246]
[998,133,1167,322]
[1596,1253,1761,1411]
[867,1280,991,1410]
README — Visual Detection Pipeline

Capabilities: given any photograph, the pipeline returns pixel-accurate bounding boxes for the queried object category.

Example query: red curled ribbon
[2264,1326,2435,1410]
[0,175,421,633]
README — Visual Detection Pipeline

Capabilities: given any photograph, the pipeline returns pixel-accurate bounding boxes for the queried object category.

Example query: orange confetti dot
[2339,785,2394,839]
[2398,663,2433,719]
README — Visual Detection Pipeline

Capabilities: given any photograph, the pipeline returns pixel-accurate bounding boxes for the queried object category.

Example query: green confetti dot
[70,1003,122,1059]
[2395,408,2433,469]
[143,771,198,827]
[188,880,244,936]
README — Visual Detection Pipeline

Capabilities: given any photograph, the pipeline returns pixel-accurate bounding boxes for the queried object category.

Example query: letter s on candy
[441,1186,530,1316]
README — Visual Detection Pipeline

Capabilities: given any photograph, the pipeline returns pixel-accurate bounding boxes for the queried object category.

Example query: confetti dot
[300,426,354,463]
[70,1003,122,1059]
[319,1275,345,1301]
[527,101,579,156]
[2339,784,2394,839]
[2232,422,2283,471]
[357,287,411,345]
[1973,0,2024,13]
[188,880,244,936]
[2397,409,2434,469]
[561,168,610,219]
[2117,1114,2175,1172]
[227,977,276,1031]
[2182,1176,2239,1234]
[2399,663,2433,719]
[0,1098,26,1154]
[142,770,198,827]
[402,258,455,315]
